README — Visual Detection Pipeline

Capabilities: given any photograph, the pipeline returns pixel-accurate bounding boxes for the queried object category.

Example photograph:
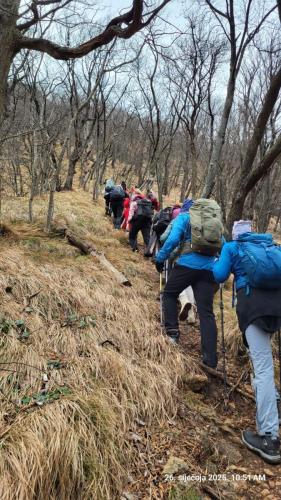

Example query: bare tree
[0,1,172,123]
[201,0,279,198]
[227,34,281,229]
[166,14,222,198]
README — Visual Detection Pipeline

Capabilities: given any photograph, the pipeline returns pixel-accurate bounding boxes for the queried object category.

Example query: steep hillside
[0,190,280,500]
[0,191,191,499]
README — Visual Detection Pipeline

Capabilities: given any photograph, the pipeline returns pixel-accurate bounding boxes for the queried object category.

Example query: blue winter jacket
[213,241,246,290]
[213,233,279,290]
[155,212,216,271]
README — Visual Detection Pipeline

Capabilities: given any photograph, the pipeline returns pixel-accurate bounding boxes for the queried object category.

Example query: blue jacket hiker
[213,220,281,464]
[155,210,218,368]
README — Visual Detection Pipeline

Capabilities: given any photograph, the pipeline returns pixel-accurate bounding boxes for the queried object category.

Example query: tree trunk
[0,1,19,123]
[45,177,56,233]
[63,151,80,190]
[190,136,197,198]
[227,133,281,231]
[201,75,236,198]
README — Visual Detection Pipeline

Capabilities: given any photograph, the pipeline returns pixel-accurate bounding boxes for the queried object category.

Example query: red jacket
[121,198,131,230]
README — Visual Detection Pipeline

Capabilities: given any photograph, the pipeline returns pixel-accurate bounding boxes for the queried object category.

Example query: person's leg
[110,201,118,226]
[129,219,141,251]
[140,218,152,247]
[179,286,195,322]
[246,324,279,437]
[104,194,111,215]
[242,324,280,463]
[193,275,217,368]
[163,265,194,340]
[115,201,123,229]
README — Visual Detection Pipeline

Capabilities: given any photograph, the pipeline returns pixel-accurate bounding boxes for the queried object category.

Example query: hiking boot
[202,352,218,369]
[167,335,179,345]
[187,306,196,325]
[179,300,191,322]
[242,430,281,464]
[166,329,180,345]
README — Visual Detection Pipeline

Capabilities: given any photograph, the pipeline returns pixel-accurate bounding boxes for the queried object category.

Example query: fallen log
[52,221,132,287]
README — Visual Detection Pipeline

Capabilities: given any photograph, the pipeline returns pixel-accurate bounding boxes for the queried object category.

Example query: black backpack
[110,186,125,201]
[136,198,153,218]
[152,207,173,236]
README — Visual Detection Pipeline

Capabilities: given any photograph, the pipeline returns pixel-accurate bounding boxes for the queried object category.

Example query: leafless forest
[0,0,280,233]
[0,2,281,499]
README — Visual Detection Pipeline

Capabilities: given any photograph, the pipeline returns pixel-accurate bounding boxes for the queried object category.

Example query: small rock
[264,468,275,477]
[261,489,270,497]
[268,480,275,488]
[126,474,135,484]
[121,492,137,500]
[228,465,248,472]
[217,440,242,463]
[162,456,189,475]
[128,432,142,442]
[135,418,145,427]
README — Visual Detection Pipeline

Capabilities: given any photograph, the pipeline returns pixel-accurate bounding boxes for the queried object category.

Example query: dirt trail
[125,266,281,500]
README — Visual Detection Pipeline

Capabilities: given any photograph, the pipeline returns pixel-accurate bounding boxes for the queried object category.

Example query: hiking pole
[220,284,228,401]
[160,271,164,327]
[278,328,281,397]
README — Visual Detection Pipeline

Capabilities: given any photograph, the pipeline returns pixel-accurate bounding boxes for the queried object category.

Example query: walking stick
[278,328,281,397]
[160,271,164,327]
[220,284,228,399]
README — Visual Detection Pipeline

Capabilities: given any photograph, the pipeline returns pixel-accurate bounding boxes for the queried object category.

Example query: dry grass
[0,189,200,499]
[218,285,245,358]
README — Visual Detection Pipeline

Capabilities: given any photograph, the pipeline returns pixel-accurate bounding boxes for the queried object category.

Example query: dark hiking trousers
[104,193,111,214]
[163,264,218,368]
[110,199,123,228]
[129,216,152,251]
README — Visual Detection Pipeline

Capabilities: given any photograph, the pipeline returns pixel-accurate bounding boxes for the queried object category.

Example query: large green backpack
[189,199,223,256]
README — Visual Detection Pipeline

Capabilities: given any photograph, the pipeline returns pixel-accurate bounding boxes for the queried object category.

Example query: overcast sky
[100,0,181,24]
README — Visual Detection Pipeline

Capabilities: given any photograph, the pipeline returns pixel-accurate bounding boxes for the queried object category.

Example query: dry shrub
[0,190,200,499]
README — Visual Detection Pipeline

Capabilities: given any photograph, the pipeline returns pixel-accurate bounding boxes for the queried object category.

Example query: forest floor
[125,267,281,500]
[0,189,280,500]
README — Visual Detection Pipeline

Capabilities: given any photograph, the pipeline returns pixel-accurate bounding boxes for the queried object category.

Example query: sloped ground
[126,290,281,500]
[0,190,281,499]
[0,190,199,500]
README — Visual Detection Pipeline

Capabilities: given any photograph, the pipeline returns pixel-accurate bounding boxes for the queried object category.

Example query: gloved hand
[155,261,164,273]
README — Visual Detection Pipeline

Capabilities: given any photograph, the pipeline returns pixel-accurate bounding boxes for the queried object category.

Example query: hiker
[146,203,182,258]
[109,185,126,229]
[104,179,115,216]
[155,198,223,369]
[121,181,128,193]
[160,200,196,325]
[128,189,153,253]
[120,197,131,231]
[146,190,160,212]
[213,220,281,464]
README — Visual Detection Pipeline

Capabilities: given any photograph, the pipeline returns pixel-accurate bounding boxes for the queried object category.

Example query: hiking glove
[155,261,164,273]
